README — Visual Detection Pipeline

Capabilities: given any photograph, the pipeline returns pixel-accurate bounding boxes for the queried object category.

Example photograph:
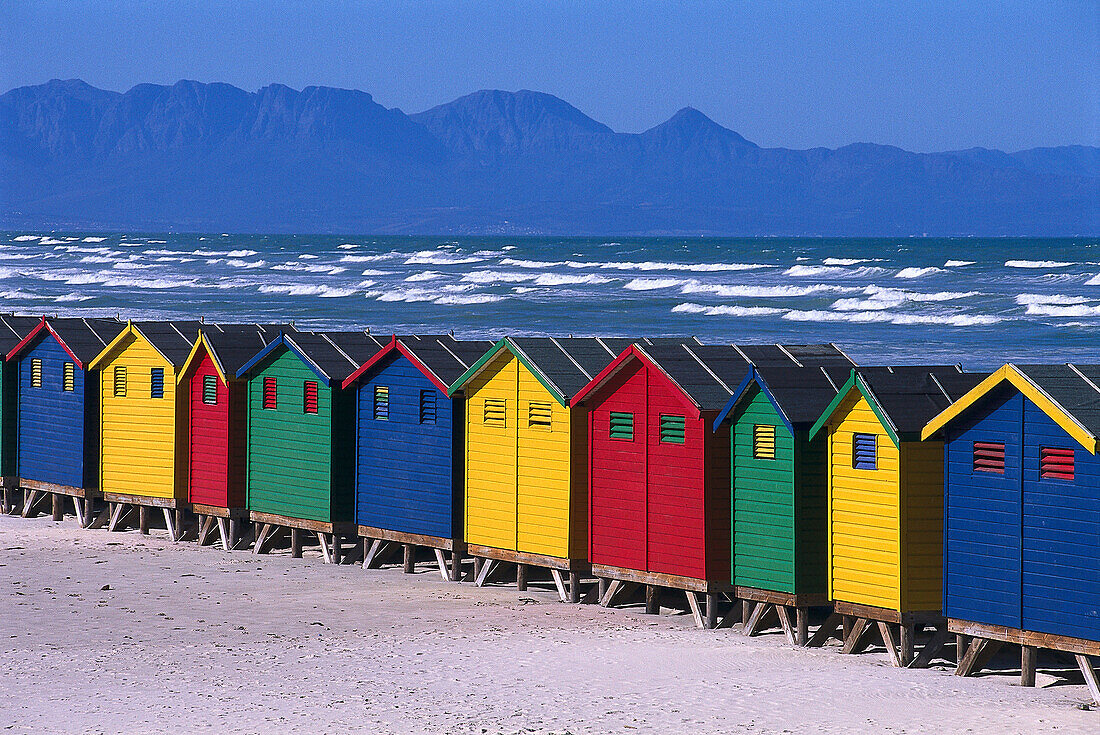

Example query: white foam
[1023,303,1100,318]
[338,243,359,249]
[594,260,769,272]
[406,271,444,282]
[463,270,537,284]
[39,238,66,245]
[832,286,980,312]
[671,303,784,317]
[112,262,153,270]
[298,254,318,259]
[1015,293,1090,306]
[624,278,686,291]
[823,258,873,265]
[258,284,356,298]
[360,269,393,276]
[404,250,484,265]
[226,259,267,269]
[679,282,848,298]
[357,279,377,288]
[434,294,504,305]
[944,260,976,267]
[226,249,258,257]
[377,288,437,303]
[500,258,565,269]
[271,263,345,274]
[54,292,92,302]
[340,254,391,263]
[12,235,40,242]
[895,267,943,278]
[1005,260,1074,269]
[1085,274,1100,286]
[533,273,612,286]
[783,309,1000,326]
[783,265,885,278]
[81,236,107,243]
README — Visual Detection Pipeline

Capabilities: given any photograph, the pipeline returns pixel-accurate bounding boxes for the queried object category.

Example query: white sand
[0,513,1095,735]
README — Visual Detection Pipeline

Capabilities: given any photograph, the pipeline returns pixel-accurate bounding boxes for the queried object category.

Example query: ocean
[2,233,1098,369]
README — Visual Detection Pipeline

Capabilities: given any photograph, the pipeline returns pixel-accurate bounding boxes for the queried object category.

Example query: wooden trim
[357,525,462,552]
[18,478,97,498]
[102,492,188,510]
[466,543,588,572]
[593,563,733,594]
[248,511,354,534]
[834,600,943,626]
[736,586,829,607]
[191,503,248,519]
[947,618,1100,657]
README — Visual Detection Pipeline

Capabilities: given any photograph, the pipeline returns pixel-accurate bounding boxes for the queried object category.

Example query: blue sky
[2,1,1097,152]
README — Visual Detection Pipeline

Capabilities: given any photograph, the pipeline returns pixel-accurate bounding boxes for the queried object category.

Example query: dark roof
[397,334,497,387]
[43,317,127,364]
[750,360,858,427]
[735,343,855,370]
[133,321,206,367]
[199,323,293,376]
[288,331,387,382]
[1014,364,1100,437]
[509,336,633,400]
[857,366,987,435]
[0,315,44,355]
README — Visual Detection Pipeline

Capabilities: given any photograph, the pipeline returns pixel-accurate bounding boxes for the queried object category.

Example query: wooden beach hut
[86,320,205,539]
[922,364,1100,700]
[236,330,386,563]
[340,334,495,581]
[807,366,985,666]
[711,345,856,644]
[7,317,125,525]
[0,314,46,513]
[448,336,632,602]
[177,323,288,550]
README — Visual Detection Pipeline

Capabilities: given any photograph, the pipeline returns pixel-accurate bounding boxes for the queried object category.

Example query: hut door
[1020,401,1097,638]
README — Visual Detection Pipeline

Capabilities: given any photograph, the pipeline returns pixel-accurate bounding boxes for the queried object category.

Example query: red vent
[303,381,318,414]
[973,441,1005,474]
[1040,447,1075,481]
[262,377,277,410]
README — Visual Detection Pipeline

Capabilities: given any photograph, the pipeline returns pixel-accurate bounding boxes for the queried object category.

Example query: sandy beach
[0,512,1095,735]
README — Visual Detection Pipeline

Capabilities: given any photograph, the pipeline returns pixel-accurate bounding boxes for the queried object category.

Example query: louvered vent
[972,441,1005,474]
[374,386,389,420]
[304,381,318,414]
[202,374,217,405]
[262,377,277,409]
[528,401,553,430]
[63,363,75,392]
[753,425,776,460]
[1040,447,1075,481]
[113,366,127,397]
[609,412,634,441]
[660,415,685,444]
[150,368,164,399]
[484,398,506,427]
[419,390,437,424]
[30,358,42,388]
[853,433,877,470]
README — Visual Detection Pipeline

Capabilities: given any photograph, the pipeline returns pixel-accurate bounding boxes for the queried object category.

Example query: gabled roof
[713,345,857,433]
[0,315,47,359]
[341,334,496,393]
[922,363,1100,453]
[178,323,294,384]
[809,365,987,445]
[88,320,205,371]
[7,317,126,368]
[235,330,387,386]
[448,336,634,406]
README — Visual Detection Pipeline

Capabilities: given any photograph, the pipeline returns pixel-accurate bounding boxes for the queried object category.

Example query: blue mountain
[1,79,1096,235]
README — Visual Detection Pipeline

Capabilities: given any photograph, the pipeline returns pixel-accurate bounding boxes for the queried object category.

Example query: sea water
[3,233,1098,369]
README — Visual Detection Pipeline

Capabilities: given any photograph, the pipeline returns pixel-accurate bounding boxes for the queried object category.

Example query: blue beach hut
[0,314,45,512]
[6,317,125,524]
[923,363,1100,699]
[341,334,495,580]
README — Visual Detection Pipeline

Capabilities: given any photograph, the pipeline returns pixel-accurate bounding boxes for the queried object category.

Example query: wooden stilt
[290,528,302,558]
[842,615,854,641]
[72,497,87,527]
[21,489,40,518]
[645,585,661,615]
[877,622,904,667]
[742,599,751,625]
[599,579,635,608]
[598,577,609,602]
[138,506,149,534]
[475,558,498,587]
[685,591,705,629]
[252,523,274,554]
[568,571,581,604]
[216,518,231,551]
[228,519,242,549]
[549,569,568,603]
[900,624,916,667]
[108,503,134,532]
[806,612,843,647]
[317,532,333,564]
[743,601,778,637]
[775,605,797,645]
[161,508,178,541]
[795,607,809,646]
[910,626,951,669]
[516,563,529,591]
[402,543,415,573]
[1075,655,1100,705]
[332,533,343,564]
[433,549,449,581]
[51,493,63,521]
[88,504,110,530]
[705,592,719,630]
[1021,645,1037,687]
[956,638,1004,677]
[841,618,874,655]
[449,549,463,582]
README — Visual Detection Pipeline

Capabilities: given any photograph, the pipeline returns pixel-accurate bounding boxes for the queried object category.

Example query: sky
[2,1,1097,152]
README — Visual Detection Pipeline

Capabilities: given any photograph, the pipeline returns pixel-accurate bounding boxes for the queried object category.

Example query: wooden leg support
[841,618,875,655]
[955,638,1004,677]
[402,544,415,573]
[795,608,809,646]
[108,503,135,532]
[72,497,88,528]
[475,558,498,588]
[743,601,779,637]
[806,612,843,647]
[877,622,904,667]
[21,489,40,518]
[568,572,581,604]
[1075,655,1100,705]
[433,549,449,581]
[317,532,333,564]
[449,550,463,582]
[161,508,178,541]
[1021,645,1037,688]
[645,585,660,615]
[910,625,951,669]
[51,493,63,521]
[216,518,231,551]
[290,528,302,558]
[332,534,343,564]
[685,591,706,629]
[599,579,638,608]
[547,569,568,602]
[138,506,149,534]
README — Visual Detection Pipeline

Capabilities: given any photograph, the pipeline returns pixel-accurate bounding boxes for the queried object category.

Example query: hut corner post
[833,602,949,668]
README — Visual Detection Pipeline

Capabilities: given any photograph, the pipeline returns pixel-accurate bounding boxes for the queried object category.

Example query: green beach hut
[236,330,386,562]
[712,345,854,645]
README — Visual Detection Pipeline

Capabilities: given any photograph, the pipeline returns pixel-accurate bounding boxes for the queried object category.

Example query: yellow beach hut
[807,366,984,666]
[448,336,631,601]
[88,320,203,539]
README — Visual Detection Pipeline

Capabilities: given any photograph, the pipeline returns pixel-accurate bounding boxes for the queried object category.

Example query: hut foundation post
[515,563,529,591]
[598,578,609,602]
[402,543,415,573]
[290,528,302,558]
[449,550,463,582]
[568,571,581,604]
[20,489,40,517]
[51,494,63,521]
[161,508,178,542]
[1021,645,1037,687]
[900,624,917,667]
[645,585,659,615]
[705,593,719,630]
[795,608,810,646]
[1075,655,1100,705]
[432,549,449,580]
[138,506,149,534]
[72,497,87,527]
[332,533,343,564]
[806,612,842,647]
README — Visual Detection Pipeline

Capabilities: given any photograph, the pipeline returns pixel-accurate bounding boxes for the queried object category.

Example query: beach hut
[7,317,125,525]
[807,366,985,666]
[922,364,1100,700]
[0,315,51,513]
[236,330,386,563]
[449,336,632,602]
[711,345,856,643]
[340,334,495,580]
[86,320,205,539]
[177,323,289,550]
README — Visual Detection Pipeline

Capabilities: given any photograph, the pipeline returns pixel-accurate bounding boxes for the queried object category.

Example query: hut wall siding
[99,334,180,499]
[355,355,457,539]
[943,389,1023,627]
[828,392,901,610]
[0,361,12,476]
[900,439,946,611]
[1021,402,1100,641]
[516,365,572,558]
[188,352,232,507]
[246,348,335,522]
[731,386,796,592]
[464,354,519,550]
[793,431,829,595]
[17,337,85,489]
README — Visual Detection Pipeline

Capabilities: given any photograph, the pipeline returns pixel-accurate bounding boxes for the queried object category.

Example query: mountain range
[1,79,1097,235]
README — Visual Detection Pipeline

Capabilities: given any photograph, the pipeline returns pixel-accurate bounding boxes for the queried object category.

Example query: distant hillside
[1,79,1096,235]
